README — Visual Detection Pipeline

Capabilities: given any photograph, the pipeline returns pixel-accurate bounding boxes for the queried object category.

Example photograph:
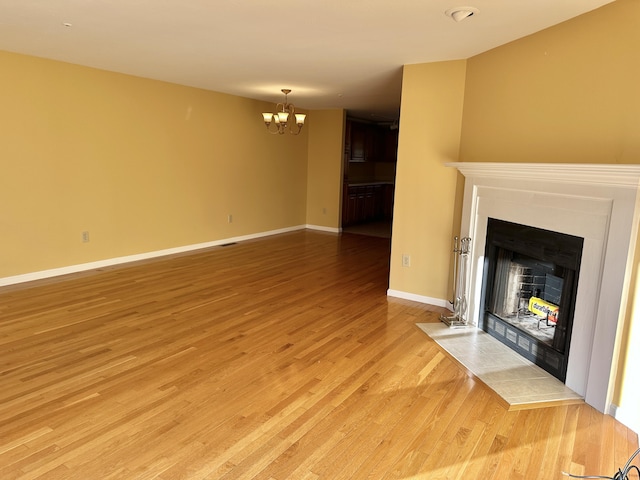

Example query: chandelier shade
[262,89,306,135]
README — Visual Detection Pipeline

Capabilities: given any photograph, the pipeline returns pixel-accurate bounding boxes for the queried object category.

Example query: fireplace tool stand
[441,236,472,328]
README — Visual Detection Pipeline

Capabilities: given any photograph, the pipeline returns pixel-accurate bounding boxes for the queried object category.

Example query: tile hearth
[416,322,583,408]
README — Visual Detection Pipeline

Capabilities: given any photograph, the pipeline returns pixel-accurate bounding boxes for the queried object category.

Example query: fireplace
[445,162,640,414]
[481,218,583,381]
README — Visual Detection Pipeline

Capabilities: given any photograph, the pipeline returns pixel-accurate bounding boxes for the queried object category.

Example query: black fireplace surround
[480,218,583,381]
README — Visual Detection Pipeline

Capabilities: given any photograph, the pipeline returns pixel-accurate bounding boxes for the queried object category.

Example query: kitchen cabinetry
[342,119,397,227]
[382,128,398,163]
[345,119,396,163]
[342,183,395,227]
[349,122,363,161]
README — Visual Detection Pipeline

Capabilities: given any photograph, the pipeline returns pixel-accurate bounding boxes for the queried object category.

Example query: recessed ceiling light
[445,6,479,22]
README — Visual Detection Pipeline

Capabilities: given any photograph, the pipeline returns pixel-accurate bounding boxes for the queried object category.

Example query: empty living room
[1,0,639,478]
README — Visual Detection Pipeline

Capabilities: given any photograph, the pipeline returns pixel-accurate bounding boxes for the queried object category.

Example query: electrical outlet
[402,254,411,267]
[322,207,327,215]
[82,231,90,243]
[228,214,233,223]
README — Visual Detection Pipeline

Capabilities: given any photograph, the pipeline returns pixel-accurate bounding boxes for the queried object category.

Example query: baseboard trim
[305,224,341,234]
[0,225,306,287]
[610,403,640,436]
[386,289,452,310]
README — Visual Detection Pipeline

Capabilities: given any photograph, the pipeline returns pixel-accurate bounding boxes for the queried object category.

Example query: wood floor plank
[0,230,637,479]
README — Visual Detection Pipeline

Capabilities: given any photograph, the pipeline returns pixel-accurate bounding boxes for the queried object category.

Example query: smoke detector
[445,6,479,22]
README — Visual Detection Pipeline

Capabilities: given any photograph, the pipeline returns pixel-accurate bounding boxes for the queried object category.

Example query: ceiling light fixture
[262,89,306,135]
[445,6,479,22]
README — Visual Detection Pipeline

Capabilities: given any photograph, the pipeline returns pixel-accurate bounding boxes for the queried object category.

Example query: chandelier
[261,89,306,135]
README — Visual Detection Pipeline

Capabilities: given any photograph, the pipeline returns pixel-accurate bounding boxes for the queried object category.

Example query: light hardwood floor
[0,230,637,479]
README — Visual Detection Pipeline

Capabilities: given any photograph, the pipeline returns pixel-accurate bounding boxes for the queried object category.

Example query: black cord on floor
[561,447,640,480]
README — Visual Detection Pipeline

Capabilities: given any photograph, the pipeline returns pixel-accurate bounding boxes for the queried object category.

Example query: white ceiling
[0,0,614,120]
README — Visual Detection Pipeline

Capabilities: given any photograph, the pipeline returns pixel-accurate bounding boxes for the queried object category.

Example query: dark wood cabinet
[345,119,396,163]
[344,119,352,161]
[382,183,395,219]
[342,183,394,227]
[349,121,367,162]
[344,185,358,226]
[383,128,398,163]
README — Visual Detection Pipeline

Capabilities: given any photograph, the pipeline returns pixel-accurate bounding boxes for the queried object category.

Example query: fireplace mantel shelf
[445,162,640,188]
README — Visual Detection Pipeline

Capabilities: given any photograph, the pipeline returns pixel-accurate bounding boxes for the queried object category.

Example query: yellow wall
[306,109,345,229]
[460,0,640,164]
[0,50,310,278]
[389,61,466,300]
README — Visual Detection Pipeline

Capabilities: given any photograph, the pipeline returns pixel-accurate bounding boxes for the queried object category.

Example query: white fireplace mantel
[446,162,640,414]
[447,162,640,188]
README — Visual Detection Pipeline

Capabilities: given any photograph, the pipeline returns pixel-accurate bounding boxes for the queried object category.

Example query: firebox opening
[490,250,564,347]
[481,218,583,382]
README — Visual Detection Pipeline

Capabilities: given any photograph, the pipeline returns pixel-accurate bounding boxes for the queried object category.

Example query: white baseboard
[0,225,306,287]
[610,403,640,436]
[306,224,341,234]
[387,289,452,310]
